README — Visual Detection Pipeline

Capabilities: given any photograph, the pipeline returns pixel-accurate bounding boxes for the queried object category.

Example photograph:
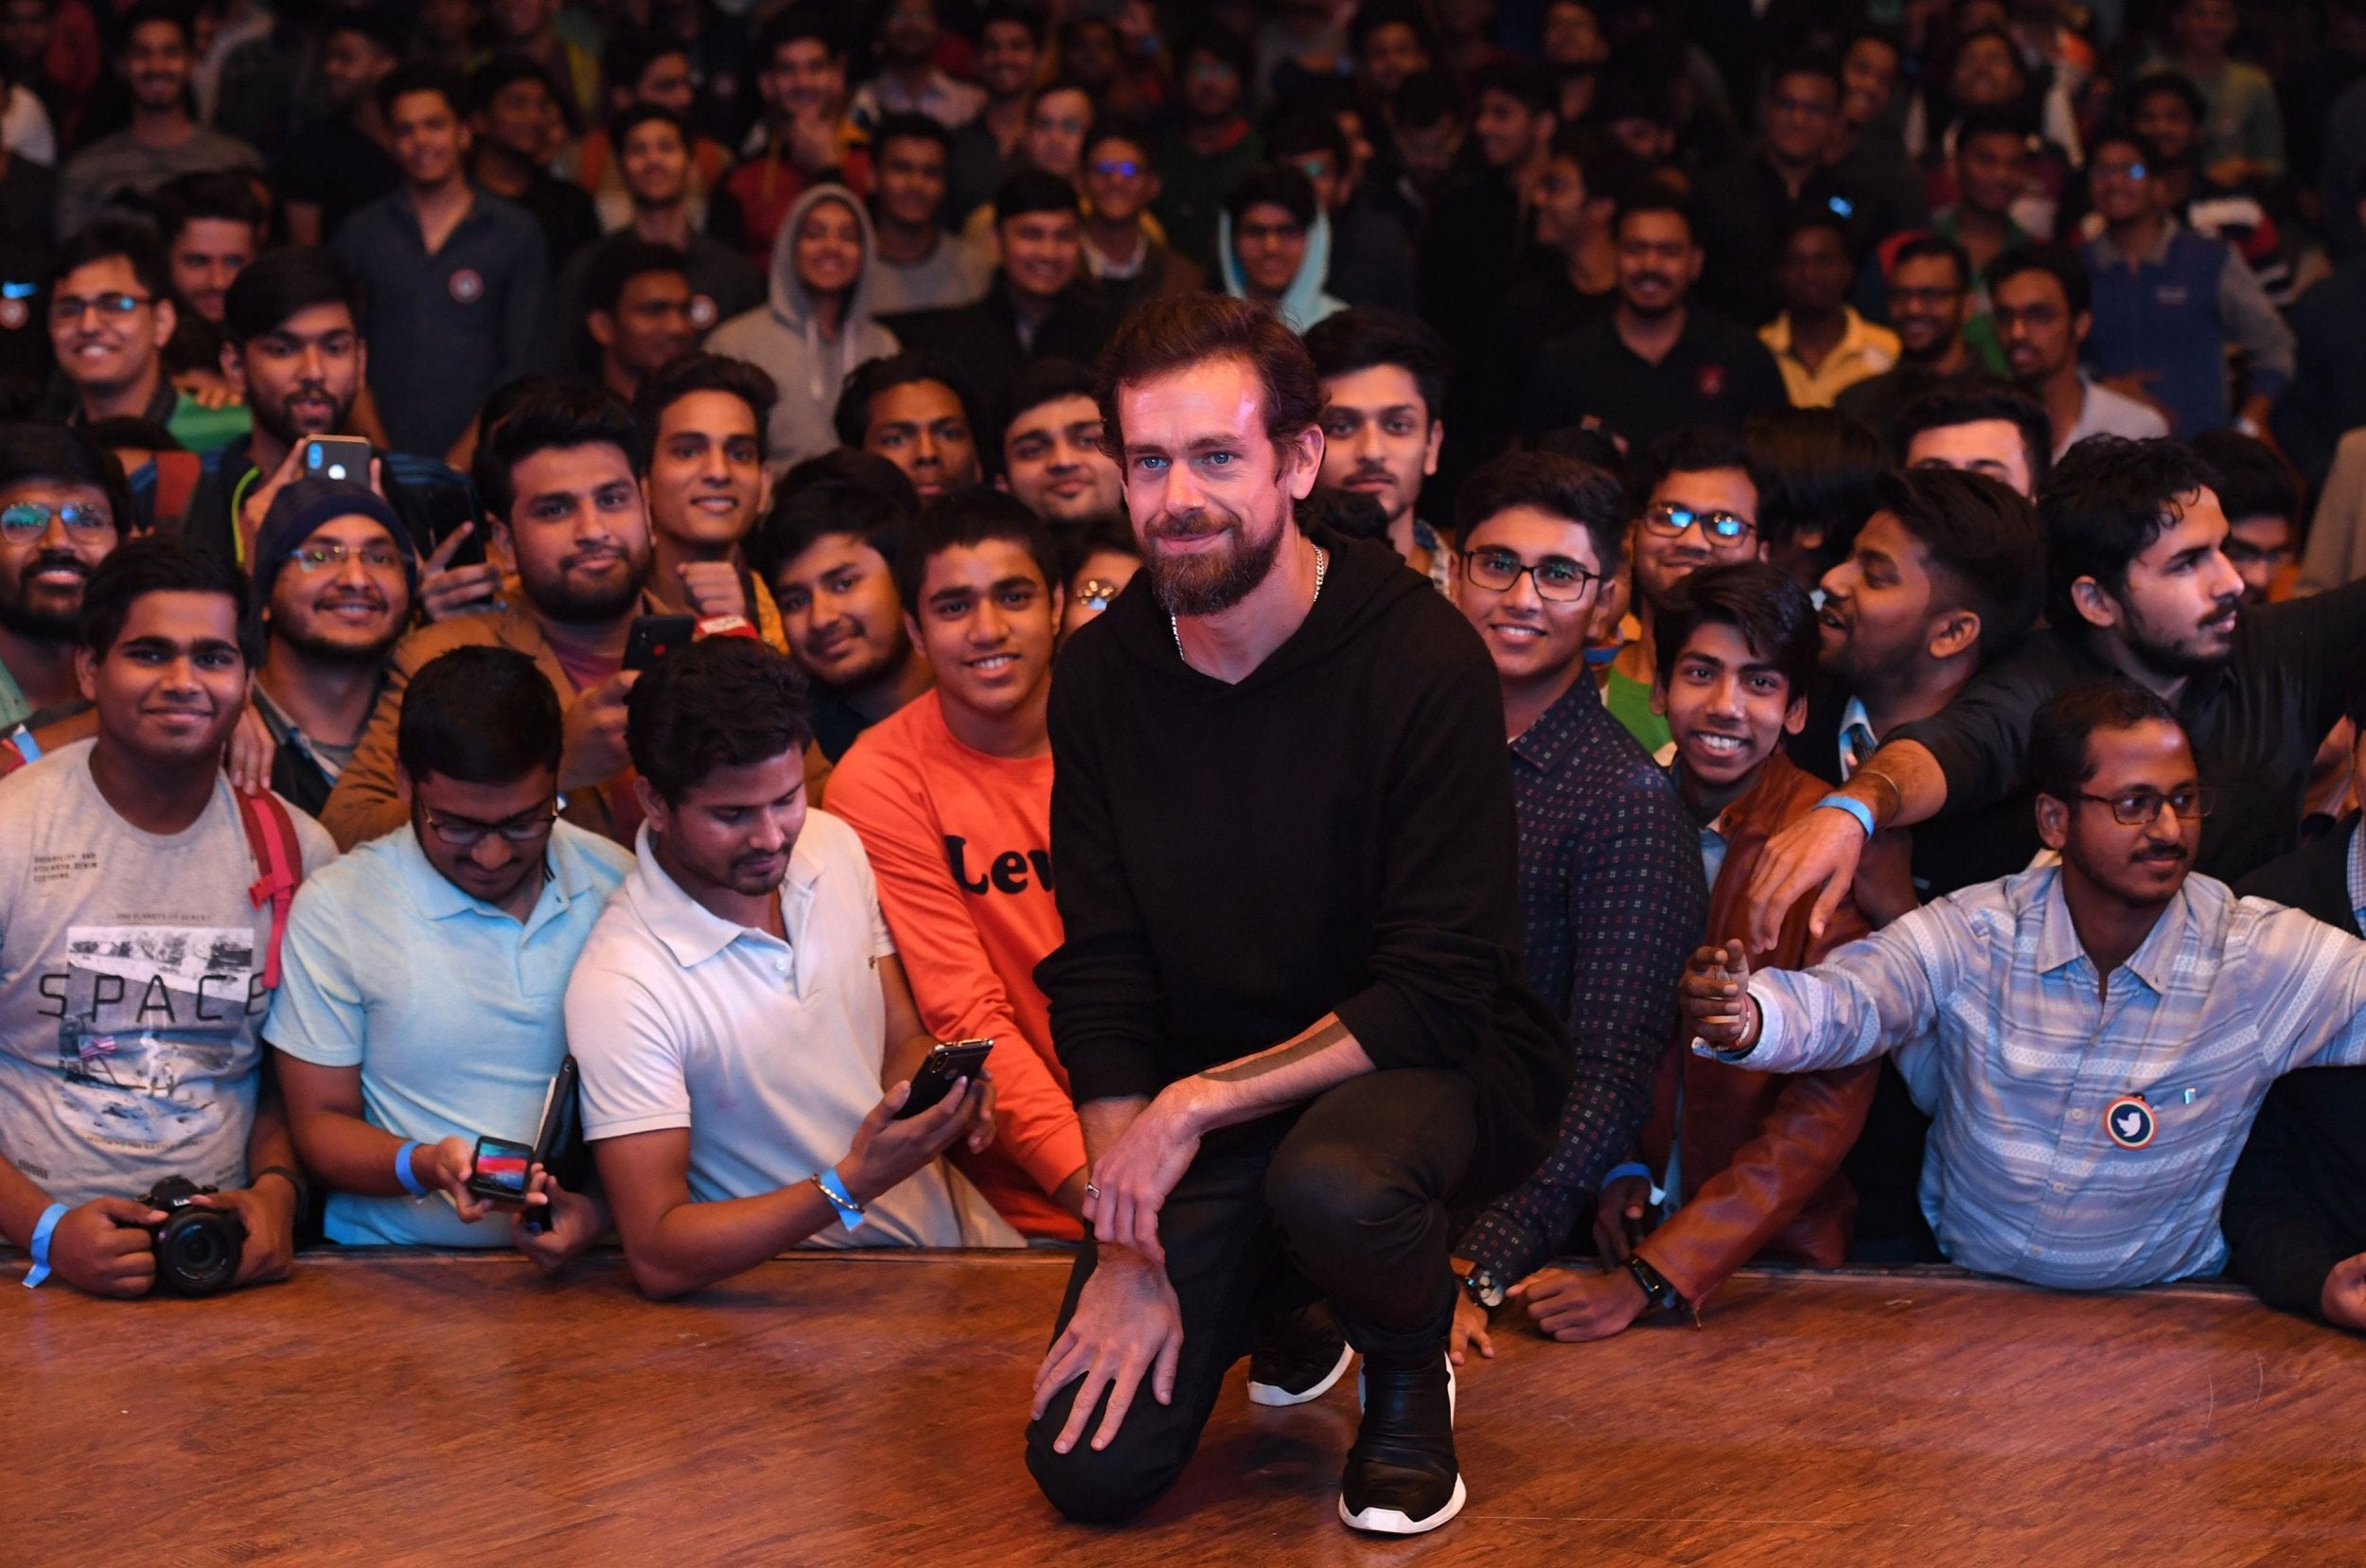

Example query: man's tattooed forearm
[1199,1019,1351,1083]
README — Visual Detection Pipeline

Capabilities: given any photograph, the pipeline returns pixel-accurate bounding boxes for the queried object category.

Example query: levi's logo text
[945,837,1054,896]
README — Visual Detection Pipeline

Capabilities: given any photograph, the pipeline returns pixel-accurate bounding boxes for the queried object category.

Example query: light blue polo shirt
[264,820,631,1245]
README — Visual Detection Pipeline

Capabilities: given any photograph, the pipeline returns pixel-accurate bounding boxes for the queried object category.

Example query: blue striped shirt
[1731,867,2366,1289]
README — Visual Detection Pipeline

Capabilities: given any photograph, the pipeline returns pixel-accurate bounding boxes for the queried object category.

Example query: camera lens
[155,1210,241,1296]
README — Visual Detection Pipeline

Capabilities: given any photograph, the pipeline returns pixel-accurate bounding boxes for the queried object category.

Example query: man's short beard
[256,385,356,449]
[2122,598,2236,680]
[273,617,404,668]
[520,547,652,626]
[0,590,79,643]
[1144,510,1286,617]
[807,624,910,696]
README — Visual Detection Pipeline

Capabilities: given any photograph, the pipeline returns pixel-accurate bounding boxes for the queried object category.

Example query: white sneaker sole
[1247,1340,1354,1407]
[1338,1472,1467,1536]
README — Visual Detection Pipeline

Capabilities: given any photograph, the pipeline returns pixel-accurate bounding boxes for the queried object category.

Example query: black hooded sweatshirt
[1035,531,1571,1198]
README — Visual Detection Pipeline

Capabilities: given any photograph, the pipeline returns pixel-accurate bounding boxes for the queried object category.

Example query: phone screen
[469,1136,533,1199]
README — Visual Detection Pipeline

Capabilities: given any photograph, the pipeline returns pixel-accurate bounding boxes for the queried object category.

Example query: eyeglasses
[2093,159,2149,183]
[1075,577,1126,611]
[49,291,150,323]
[288,541,405,573]
[1461,547,1602,601]
[0,500,114,542]
[420,804,561,848]
[1090,158,1145,178]
[2069,786,2217,826]
[1641,502,1754,543]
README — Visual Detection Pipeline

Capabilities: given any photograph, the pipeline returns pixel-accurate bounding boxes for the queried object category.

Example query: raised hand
[1679,940,1758,1056]
[1742,807,1864,954]
[418,522,505,622]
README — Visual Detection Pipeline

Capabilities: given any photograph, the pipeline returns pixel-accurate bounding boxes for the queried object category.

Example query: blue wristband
[814,1166,866,1231]
[1599,1161,1654,1190]
[23,1201,67,1288]
[395,1140,430,1197]
[1817,793,1877,838]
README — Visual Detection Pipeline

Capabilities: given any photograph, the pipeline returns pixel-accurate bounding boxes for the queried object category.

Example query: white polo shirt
[566,811,1019,1249]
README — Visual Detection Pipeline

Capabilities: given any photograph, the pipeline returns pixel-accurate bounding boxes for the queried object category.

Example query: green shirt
[164,387,251,456]
[1602,665,1672,759]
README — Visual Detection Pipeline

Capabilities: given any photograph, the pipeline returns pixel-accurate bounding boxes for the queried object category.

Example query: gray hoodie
[705,183,899,470]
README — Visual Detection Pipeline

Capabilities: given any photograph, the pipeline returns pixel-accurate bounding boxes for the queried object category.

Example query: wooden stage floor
[8,1248,2364,1567]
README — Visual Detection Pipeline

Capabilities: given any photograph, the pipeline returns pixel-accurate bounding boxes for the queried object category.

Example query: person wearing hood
[882,169,1118,432]
[704,182,899,474]
[1217,164,1346,334]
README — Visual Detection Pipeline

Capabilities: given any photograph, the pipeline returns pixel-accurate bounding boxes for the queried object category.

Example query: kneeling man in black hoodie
[1023,295,1569,1536]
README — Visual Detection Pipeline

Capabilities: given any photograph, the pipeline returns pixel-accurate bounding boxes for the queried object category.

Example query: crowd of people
[3,0,2366,1541]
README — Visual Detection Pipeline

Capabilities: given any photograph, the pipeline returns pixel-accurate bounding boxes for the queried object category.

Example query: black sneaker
[1246,1302,1354,1407]
[1337,1355,1463,1535]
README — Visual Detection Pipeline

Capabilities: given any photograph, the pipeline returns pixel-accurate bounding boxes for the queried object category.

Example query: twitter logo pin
[2105,1095,2157,1151]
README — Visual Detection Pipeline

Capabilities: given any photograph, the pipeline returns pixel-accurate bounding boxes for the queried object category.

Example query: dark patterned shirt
[1455,677,1708,1285]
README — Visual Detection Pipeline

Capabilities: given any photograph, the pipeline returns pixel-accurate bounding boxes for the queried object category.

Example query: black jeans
[1025,1068,1477,1524]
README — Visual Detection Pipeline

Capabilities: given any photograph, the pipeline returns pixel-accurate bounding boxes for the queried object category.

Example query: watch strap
[1626,1254,1682,1312]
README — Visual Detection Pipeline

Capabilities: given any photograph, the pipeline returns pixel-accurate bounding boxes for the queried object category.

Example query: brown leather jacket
[1633,750,1878,1305]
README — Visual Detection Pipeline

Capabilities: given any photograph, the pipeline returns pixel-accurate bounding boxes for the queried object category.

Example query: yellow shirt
[1759,308,1901,409]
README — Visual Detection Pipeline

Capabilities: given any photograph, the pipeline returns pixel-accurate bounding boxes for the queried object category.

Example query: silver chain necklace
[1171,545,1328,661]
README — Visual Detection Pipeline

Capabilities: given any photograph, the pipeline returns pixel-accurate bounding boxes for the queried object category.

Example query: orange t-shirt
[826,693,1084,1240]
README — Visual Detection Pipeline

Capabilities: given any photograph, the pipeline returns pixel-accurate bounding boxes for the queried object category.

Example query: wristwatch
[1460,1265,1507,1311]
[1625,1255,1683,1313]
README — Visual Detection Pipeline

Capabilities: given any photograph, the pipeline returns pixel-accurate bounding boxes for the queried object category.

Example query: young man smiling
[1443,451,1704,1363]
[1498,562,1875,1344]
[998,359,1122,530]
[323,384,662,851]
[1603,427,1769,758]
[0,537,335,1298]
[54,0,262,238]
[48,220,249,457]
[188,247,483,605]
[886,170,1116,427]
[1743,437,2366,953]
[246,480,418,818]
[866,113,990,316]
[1021,294,1565,1537]
[1690,682,2366,1292]
[336,63,548,462]
[631,352,777,640]
[747,471,931,783]
[828,490,1088,1241]
[0,425,126,738]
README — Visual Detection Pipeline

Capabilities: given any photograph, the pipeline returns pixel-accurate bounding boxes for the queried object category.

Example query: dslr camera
[135,1175,246,1296]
